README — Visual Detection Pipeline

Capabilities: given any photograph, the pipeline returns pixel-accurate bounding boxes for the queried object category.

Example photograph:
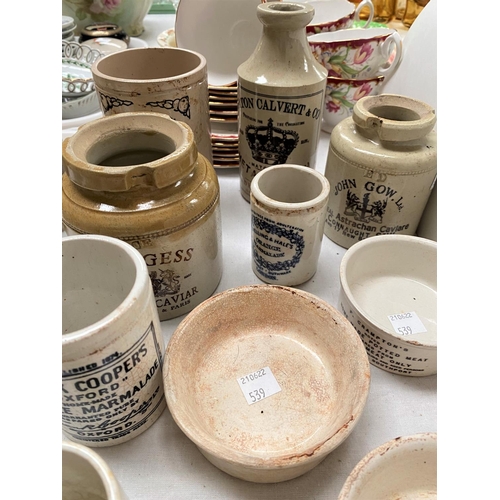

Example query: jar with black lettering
[323,94,437,249]
[62,112,223,321]
[237,1,327,202]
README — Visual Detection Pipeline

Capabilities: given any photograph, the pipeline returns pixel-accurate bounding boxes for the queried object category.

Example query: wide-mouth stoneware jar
[323,93,437,249]
[62,112,223,321]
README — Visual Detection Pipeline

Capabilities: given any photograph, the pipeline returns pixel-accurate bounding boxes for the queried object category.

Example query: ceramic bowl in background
[164,284,370,483]
[175,0,267,86]
[339,235,437,376]
[308,28,402,79]
[322,75,383,133]
[338,433,437,499]
[62,91,100,120]
[62,441,129,499]
[297,0,374,34]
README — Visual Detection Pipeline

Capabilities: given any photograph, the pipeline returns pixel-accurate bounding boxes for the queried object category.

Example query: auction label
[388,311,427,336]
[237,367,282,405]
[62,322,165,444]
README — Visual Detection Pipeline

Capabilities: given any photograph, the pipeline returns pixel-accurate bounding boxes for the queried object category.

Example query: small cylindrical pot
[91,47,213,165]
[62,112,223,321]
[62,235,166,446]
[250,164,330,286]
[62,441,129,499]
[323,93,437,249]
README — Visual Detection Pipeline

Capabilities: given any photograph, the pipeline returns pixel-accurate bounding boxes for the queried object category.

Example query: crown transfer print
[238,86,325,200]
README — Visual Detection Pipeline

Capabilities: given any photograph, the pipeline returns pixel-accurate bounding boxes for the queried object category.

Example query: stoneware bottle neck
[254,2,317,67]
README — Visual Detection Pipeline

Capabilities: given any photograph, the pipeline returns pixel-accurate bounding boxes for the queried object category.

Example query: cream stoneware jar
[62,235,165,446]
[62,112,223,321]
[62,440,129,499]
[323,93,437,249]
[250,164,330,286]
[91,47,213,165]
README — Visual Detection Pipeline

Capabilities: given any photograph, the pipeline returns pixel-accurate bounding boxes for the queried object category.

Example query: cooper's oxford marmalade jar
[237,1,327,202]
[323,94,437,249]
[62,112,223,321]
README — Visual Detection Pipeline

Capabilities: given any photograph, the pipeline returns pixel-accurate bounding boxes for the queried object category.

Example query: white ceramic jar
[62,112,223,321]
[323,93,437,249]
[237,2,328,201]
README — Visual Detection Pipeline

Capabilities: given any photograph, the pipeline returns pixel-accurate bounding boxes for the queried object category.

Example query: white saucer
[175,0,263,86]
[81,37,128,55]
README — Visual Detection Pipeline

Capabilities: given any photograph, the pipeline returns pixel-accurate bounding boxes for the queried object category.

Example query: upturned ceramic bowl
[339,235,437,376]
[164,284,371,483]
[338,433,437,499]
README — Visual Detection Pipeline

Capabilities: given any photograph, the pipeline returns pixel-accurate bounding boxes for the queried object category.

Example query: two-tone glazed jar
[62,112,223,321]
[323,94,437,249]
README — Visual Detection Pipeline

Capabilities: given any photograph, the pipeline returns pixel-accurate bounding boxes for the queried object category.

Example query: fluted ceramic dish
[62,91,100,120]
[164,284,371,483]
[338,433,437,500]
[62,40,103,97]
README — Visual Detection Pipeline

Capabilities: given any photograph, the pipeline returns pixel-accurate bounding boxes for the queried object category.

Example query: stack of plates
[209,83,239,168]
[62,16,76,40]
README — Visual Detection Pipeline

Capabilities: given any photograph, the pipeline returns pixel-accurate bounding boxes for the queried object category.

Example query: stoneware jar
[62,112,223,321]
[62,234,166,446]
[91,47,213,165]
[237,1,328,202]
[323,93,437,249]
[250,164,330,286]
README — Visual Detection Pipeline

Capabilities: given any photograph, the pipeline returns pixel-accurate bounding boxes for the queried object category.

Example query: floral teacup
[306,0,374,34]
[322,75,384,133]
[309,28,402,80]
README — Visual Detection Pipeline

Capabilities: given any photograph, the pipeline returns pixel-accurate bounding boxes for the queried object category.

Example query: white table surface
[62,13,437,499]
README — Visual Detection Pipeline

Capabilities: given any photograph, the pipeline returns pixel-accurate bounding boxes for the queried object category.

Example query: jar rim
[62,112,198,192]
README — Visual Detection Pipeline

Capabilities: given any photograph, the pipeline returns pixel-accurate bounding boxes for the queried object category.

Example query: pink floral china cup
[309,28,402,80]
[322,75,384,133]
[302,0,374,34]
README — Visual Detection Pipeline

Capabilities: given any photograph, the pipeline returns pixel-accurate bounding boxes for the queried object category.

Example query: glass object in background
[395,0,406,19]
[403,0,430,27]
[349,0,371,20]
[150,0,177,12]
[373,0,395,23]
